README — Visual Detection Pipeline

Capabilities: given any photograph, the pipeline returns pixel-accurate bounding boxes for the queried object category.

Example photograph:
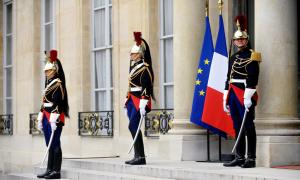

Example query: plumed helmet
[233,15,248,40]
[43,50,59,72]
[130,32,146,56]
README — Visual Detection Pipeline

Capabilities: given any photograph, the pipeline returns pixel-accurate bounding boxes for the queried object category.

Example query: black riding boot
[241,158,256,168]
[44,147,62,179]
[223,157,245,167]
[127,130,146,165]
[224,129,246,167]
[37,148,54,178]
[241,128,256,168]
[125,132,139,164]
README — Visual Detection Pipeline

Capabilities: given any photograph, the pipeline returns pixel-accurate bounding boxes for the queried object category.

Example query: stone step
[39,158,300,180]
[0,173,69,180]
[34,166,174,180]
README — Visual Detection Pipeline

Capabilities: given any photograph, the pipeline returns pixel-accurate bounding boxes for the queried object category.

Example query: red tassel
[49,49,57,62]
[133,32,142,46]
[235,15,248,31]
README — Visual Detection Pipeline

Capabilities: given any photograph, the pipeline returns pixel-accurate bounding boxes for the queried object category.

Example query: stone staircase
[1,158,300,180]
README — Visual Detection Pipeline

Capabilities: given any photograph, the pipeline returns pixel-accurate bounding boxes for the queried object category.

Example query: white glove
[124,107,128,117]
[223,90,230,114]
[243,88,256,111]
[37,112,43,130]
[139,99,148,116]
[124,97,128,117]
[50,122,57,131]
[49,113,60,131]
[124,97,128,107]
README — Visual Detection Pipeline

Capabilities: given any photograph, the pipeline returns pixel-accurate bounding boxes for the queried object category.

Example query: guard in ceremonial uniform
[124,32,154,165]
[37,50,69,179]
[223,16,261,168]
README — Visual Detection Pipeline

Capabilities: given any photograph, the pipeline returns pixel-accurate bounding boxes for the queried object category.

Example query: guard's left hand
[244,98,252,111]
[140,108,146,117]
[139,99,148,117]
[50,122,57,131]
[243,88,256,112]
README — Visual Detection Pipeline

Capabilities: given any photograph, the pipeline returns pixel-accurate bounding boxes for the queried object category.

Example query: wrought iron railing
[0,114,13,135]
[78,111,113,137]
[29,113,43,135]
[144,109,174,138]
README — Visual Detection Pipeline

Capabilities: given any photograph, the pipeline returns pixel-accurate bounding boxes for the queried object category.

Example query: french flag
[202,15,235,137]
[190,16,226,137]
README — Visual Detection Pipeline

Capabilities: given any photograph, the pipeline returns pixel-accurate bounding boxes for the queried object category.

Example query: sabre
[128,115,145,154]
[231,109,248,153]
[40,129,55,168]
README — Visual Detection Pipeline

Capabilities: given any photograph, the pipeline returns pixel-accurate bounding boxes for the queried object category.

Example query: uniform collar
[47,74,58,84]
[131,58,144,66]
[237,46,249,53]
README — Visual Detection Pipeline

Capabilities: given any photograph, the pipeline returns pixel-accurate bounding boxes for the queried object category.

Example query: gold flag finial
[218,0,223,15]
[205,0,209,17]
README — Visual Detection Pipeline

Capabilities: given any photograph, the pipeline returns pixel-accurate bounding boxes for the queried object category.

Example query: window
[3,1,13,114]
[41,0,55,89]
[160,0,173,109]
[92,0,113,111]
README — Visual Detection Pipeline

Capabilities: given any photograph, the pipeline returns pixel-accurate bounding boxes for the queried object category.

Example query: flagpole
[217,0,225,162]
[205,0,211,162]
[205,0,208,17]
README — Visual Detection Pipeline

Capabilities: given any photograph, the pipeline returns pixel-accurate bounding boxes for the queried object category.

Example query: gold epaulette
[250,51,262,62]
[144,62,149,66]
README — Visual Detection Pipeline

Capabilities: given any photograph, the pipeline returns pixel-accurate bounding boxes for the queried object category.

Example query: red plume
[133,32,142,46]
[49,49,58,62]
[235,15,248,31]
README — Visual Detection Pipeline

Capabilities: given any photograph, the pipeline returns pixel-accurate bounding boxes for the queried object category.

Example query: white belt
[130,87,142,92]
[44,102,53,107]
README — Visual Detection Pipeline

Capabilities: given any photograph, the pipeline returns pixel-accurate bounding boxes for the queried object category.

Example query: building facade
[0,0,299,173]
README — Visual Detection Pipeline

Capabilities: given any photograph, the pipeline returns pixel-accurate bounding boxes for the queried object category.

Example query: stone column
[159,0,221,161]
[255,0,300,167]
[14,0,40,135]
[172,0,205,135]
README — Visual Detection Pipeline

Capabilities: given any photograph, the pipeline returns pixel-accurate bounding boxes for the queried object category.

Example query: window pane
[163,0,173,36]
[164,86,174,109]
[94,50,106,89]
[5,68,12,97]
[45,24,53,51]
[164,39,173,83]
[94,9,106,48]
[6,36,12,66]
[6,99,12,114]
[109,6,112,45]
[6,4,12,34]
[95,91,106,111]
[94,0,105,8]
[45,0,53,23]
